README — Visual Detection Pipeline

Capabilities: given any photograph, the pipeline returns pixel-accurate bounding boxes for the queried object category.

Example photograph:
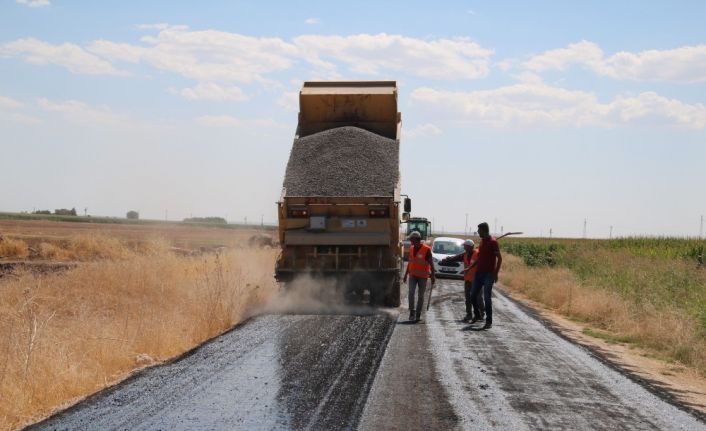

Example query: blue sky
[1,1,705,237]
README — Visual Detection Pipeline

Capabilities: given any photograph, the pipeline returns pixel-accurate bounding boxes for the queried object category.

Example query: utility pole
[549,228,553,238]
[84,207,87,217]
[465,213,468,236]
[261,214,264,228]
[583,218,587,239]
[165,209,168,221]
[700,215,704,239]
[494,218,498,235]
[244,216,247,225]
[610,226,613,239]
[501,225,504,235]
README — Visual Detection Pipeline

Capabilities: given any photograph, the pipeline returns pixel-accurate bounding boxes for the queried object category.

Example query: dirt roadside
[499,285,706,417]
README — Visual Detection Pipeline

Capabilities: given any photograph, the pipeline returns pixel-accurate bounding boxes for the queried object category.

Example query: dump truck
[275,81,405,307]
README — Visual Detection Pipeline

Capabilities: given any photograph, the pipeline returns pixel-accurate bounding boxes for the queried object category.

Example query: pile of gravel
[283,126,399,197]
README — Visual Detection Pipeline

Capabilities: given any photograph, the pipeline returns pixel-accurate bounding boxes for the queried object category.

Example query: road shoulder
[499,285,706,420]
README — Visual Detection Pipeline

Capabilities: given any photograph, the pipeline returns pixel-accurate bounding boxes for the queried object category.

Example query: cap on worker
[463,239,475,247]
[408,231,422,240]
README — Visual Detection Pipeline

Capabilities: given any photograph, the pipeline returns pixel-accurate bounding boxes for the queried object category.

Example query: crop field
[0,218,274,252]
[0,220,278,430]
[500,237,706,375]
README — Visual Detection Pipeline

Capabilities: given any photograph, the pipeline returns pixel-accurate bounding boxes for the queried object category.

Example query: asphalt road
[31,278,705,431]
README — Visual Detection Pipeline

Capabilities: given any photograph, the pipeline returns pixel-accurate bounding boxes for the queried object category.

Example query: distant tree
[183,216,227,224]
[33,210,51,215]
[54,208,77,216]
[126,210,139,220]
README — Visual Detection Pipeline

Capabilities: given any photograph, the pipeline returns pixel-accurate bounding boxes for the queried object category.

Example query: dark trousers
[408,276,427,318]
[470,272,495,324]
[464,281,484,318]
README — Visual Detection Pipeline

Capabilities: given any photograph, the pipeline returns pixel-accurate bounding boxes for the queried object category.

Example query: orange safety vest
[408,243,432,279]
[463,248,480,282]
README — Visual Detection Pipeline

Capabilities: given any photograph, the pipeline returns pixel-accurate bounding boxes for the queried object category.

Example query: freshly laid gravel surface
[283,126,399,197]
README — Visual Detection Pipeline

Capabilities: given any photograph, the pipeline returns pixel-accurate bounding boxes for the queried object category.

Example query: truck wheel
[370,283,385,306]
[383,275,401,308]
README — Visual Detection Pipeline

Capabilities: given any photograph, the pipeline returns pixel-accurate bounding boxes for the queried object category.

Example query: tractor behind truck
[275,81,406,307]
[402,217,432,260]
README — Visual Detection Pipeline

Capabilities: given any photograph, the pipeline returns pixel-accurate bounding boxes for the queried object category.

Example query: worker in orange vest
[402,231,436,322]
[440,239,484,322]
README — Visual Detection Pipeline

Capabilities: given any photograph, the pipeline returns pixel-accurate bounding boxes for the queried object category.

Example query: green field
[502,236,706,371]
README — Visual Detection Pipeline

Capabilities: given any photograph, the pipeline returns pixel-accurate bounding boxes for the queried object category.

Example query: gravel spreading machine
[276,81,404,306]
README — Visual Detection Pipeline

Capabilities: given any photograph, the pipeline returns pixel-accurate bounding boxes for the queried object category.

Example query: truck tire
[383,275,401,308]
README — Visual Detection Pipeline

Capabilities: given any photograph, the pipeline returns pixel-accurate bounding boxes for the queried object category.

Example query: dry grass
[501,254,706,375]
[0,234,175,262]
[0,238,278,430]
[0,239,28,259]
[0,219,269,251]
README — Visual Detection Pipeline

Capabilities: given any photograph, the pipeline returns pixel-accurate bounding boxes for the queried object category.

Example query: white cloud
[2,38,125,75]
[16,0,50,8]
[294,33,493,80]
[88,28,298,84]
[607,92,706,127]
[38,98,125,125]
[277,91,299,111]
[0,95,40,124]
[7,28,494,87]
[524,41,603,73]
[305,18,320,25]
[195,115,284,129]
[0,111,41,124]
[175,82,249,101]
[0,95,23,109]
[524,41,706,82]
[405,123,442,139]
[410,84,706,128]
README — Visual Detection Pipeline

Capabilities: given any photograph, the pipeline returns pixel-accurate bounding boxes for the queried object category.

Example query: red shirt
[476,236,500,273]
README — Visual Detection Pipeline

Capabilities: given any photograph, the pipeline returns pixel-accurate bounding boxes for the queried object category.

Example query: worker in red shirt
[469,222,502,329]
[439,239,484,322]
[402,231,436,322]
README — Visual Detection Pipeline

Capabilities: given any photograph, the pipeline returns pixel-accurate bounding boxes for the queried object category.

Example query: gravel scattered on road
[283,126,399,197]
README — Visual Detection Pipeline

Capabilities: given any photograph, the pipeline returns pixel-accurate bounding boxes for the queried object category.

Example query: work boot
[409,311,415,322]
[415,313,422,322]
[482,322,492,330]
[462,314,472,322]
[471,317,483,324]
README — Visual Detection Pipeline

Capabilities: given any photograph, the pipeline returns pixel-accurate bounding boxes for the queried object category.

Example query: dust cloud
[260,273,389,316]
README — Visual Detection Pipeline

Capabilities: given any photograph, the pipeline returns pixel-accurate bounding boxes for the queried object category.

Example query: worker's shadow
[399,320,423,325]
[461,325,487,331]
